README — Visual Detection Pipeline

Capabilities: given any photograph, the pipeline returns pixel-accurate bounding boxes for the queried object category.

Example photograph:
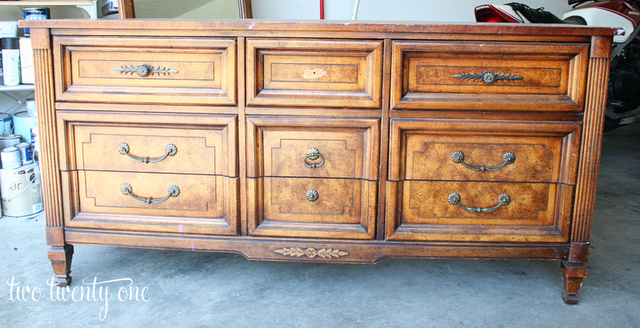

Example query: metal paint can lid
[1,147,21,169]
[0,134,21,150]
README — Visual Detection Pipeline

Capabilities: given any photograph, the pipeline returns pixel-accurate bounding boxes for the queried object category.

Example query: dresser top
[20,19,617,38]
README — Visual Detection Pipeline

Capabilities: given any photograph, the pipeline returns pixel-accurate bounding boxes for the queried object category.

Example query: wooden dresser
[21,19,614,303]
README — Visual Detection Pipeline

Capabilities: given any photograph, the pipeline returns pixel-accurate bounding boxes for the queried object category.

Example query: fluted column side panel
[34,48,64,228]
[572,57,610,242]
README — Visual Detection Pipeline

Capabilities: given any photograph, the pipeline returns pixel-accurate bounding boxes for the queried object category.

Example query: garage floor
[2,124,639,327]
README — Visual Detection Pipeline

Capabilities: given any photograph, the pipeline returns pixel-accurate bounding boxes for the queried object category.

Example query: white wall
[251,0,572,22]
[0,1,573,22]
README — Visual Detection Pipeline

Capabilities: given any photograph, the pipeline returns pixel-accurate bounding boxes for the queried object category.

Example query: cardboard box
[19,38,34,85]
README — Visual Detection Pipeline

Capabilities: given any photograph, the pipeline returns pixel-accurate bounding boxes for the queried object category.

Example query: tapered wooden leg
[48,245,74,286]
[561,261,587,304]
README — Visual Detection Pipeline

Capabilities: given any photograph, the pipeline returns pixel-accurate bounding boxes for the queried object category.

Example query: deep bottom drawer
[62,171,238,235]
[385,180,572,243]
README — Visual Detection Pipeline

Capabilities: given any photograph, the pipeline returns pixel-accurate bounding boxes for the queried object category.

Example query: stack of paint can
[0,100,43,218]
[0,143,43,218]
[27,99,40,161]
[0,21,20,85]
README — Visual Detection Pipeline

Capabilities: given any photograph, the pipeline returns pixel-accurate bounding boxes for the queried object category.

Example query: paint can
[1,162,43,217]
[0,113,14,135]
[1,147,21,169]
[30,126,39,162]
[15,142,33,165]
[26,99,36,117]
[23,8,50,36]
[101,0,119,16]
[0,134,21,151]
[0,21,19,38]
[13,111,36,143]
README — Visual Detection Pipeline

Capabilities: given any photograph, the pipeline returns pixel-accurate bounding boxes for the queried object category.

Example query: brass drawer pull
[452,151,516,172]
[454,70,524,84]
[303,148,325,169]
[120,183,180,204]
[448,193,511,213]
[306,189,319,202]
[118,143,178,164]
[113,64,179,77]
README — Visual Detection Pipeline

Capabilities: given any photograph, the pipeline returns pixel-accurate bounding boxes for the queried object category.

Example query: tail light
[475,5,520,23]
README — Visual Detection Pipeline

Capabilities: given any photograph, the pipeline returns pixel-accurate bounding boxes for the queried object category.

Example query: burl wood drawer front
[386,181,573,243]
[62,171,238,235]
[53,36,236,105]
[247,178,377,239]
[246,39,383,108]
[388,119,581,184]
[247,116,380,179]
[391,41,589,111]
[57,112,237,177]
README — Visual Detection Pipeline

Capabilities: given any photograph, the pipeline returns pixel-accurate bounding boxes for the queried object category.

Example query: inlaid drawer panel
[247,177,377,239]
[246,39,383,108]
[385,181,573,243]
[62,171,239,235]
[388,119,581,184]
[53,36,236,105]
[57,112,237,177]
[391,41,589,111]
[247,116,380,179]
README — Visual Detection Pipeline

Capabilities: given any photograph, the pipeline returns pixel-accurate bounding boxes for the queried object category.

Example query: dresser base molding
[63,231,570,263]
[22,19,613,304]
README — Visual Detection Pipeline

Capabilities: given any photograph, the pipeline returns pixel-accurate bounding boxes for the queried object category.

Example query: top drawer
[391,41,589,112]
[53,36,236,106]
[247,39,383,108]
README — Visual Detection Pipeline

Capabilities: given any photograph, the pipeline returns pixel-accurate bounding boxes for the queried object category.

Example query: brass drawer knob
[306,189,319,202]
[454,70,524,84]
[452,151,516,172]
[304,148,325,168]
[448,192,511,213]
[118,142,178,164]
[120,183,180,204]
[113,64,179,77]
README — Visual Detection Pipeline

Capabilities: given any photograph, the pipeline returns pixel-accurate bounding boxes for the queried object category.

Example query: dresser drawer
[53,36,236,105]
[62,171,239,235]
[57,112,237,176]
[247,116,379,179]
[247,39,383,108]
[385,181,572,243]
[391,41,589,111]
[389,119,581,183]
[247,177,377,239]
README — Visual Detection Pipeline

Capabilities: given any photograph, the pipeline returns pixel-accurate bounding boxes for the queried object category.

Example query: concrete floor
[1,124,639,327]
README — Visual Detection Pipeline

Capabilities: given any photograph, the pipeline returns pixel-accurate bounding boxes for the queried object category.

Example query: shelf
[0,1,95,6]
[0,1,98,19]
[0,85,35,92]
